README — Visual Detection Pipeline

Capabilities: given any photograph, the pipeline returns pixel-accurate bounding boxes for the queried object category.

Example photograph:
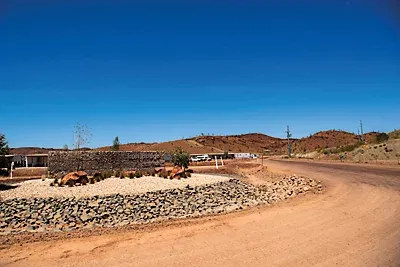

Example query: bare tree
[73,123,92,150]
[72,123,92,171]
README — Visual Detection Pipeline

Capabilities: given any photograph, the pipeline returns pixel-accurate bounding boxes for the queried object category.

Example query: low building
[233,153,258,159]
[26,154,49,167]
[4,154,49,168]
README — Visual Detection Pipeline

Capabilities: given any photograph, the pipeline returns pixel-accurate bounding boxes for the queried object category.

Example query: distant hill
[290,130,380,154]
[9,147,64,155]
[98,133,287,154]
[11,130,389,155]
[98,131,380,155]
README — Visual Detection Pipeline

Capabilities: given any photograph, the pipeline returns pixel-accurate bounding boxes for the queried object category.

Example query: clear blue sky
[1,0,399,148]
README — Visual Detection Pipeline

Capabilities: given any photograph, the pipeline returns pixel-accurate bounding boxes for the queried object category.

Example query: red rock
[170,165,184,179]
[61,171,89,186]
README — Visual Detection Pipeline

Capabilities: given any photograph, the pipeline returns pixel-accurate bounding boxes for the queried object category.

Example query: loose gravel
[0,174,230,200]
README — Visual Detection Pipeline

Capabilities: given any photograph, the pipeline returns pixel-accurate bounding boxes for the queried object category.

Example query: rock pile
[0,176,322,234]
[258,175,323,201]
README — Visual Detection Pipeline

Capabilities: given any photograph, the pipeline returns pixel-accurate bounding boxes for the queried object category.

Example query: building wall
[234,153,251,159]
[27,156,48,167]
[48,151,164,175]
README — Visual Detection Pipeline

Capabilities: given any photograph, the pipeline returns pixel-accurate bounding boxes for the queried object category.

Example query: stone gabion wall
[48,151,164,175]
[0,178,323,234]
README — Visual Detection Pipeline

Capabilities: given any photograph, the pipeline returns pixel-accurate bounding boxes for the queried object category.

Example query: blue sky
[1,0,399,148]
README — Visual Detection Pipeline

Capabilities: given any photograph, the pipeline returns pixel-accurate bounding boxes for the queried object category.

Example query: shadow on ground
[0,184,18,191]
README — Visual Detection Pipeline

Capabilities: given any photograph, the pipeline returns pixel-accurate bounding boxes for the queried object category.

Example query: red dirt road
[1,160,400,267]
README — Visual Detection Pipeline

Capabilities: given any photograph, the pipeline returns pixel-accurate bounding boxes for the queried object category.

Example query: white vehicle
[190,156,201,162]
[190,155,212,162]
[196,155,212,161]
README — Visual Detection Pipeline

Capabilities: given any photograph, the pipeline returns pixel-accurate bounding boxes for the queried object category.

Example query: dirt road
[1,160,400,267]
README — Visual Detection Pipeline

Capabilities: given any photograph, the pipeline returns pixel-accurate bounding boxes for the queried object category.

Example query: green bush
[135,171,142,178]
[129,172,134,179]
[101,170,112,179]
[172,147,190,168]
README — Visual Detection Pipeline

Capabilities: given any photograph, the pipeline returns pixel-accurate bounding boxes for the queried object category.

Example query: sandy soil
[1,160,399,267]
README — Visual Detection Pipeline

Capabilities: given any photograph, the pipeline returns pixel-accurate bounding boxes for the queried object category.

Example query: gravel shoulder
[0,174,229,200]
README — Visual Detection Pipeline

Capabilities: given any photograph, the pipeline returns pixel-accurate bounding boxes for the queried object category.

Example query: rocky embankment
[0,176,322,234]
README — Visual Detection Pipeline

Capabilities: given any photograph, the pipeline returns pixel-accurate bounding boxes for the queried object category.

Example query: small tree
[63,144,68,151]
[112,136,120,151]
[172,147,189,169]
[73,123,92,170]
[0,133,10,169]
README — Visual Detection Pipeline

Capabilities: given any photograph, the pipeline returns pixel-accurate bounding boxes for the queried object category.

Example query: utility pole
[360,120,364,143]
[286,126,292,157]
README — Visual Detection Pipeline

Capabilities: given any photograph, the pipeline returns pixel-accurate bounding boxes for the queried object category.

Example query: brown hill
[98,133,286,154]
[193,133,287,154]
[98,139,222,154]
[11,130,387,156]
[290,130,380,154]
[9,147,64,155]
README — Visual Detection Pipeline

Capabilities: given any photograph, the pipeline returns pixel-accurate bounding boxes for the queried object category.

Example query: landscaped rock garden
[0,175,322,235]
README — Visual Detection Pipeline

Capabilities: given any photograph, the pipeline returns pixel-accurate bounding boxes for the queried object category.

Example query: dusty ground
[1,160,400,267]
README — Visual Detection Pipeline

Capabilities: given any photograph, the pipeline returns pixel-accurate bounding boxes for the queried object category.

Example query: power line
[360,120,364,143]
[286,126,292,157]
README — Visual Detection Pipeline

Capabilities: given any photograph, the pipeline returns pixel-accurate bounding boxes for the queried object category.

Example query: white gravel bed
[0,174,230,200]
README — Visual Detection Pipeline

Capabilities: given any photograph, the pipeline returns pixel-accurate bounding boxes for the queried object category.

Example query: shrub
[151,171,155,176]
[186,172,191,177]
[135,171,142,178]
[50,182,54,186]
[129,172,134,179]
[172,147,190,168]
[376,133,389,143]
[0,169,9,177]
[120,172,125,179]
[115,170,121,178]
[94,172,102,181]
[103,170,113,179]
[89,177,95,184]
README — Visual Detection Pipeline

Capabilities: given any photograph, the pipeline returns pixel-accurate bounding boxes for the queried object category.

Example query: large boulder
[61,171,89,186]
[170,165,185,179]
